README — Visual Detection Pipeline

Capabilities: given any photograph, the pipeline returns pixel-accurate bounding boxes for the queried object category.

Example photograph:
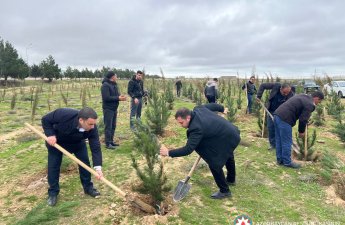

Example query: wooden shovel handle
[187,156,202,177]
[258,100,273,120]
[25,123,126,197]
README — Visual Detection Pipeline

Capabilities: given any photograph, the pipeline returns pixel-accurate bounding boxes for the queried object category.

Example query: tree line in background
[0,37,160,83]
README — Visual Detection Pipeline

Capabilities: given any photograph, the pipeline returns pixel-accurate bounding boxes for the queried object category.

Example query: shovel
[24,123,156,214]
[173,156,201,202]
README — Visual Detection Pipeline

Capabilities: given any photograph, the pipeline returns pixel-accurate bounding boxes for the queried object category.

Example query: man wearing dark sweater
[256,83,294,150]
[127,70,144,130]
[160,103,241,199]
[101,71,126,149]
[242,76,257,114]
[42,107,103,206]
[274,91,324,168]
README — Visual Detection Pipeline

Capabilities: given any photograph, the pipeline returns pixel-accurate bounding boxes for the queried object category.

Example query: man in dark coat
[127,70,144,130]
[175,79,182,97]
[160,103,241,199]
[42,107,103,206]
[204,78,218,103]
[101,71,126,149]
[242,76,257,114]
[274,91,324,168]
[256,83,294,150]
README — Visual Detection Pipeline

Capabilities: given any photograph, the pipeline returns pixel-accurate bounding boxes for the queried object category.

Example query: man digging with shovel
[42,107,103,206]
[160,103,241,199]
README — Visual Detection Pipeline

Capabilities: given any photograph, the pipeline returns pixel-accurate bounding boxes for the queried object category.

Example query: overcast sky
[1,0,344,78]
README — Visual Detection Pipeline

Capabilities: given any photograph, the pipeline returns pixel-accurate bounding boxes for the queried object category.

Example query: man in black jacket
[204,78,218,103]
[274,91,324,168]
[242,76,257,114]
[175,79,182,97]
[127,70,144,130]
[42,107,103,206]
[256,83,294,150]
[101,71,127,149]
[160,103,241,199]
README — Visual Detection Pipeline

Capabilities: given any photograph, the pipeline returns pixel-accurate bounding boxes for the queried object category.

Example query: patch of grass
[15,201,79,225]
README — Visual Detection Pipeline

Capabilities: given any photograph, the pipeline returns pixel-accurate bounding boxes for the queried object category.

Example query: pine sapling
[145,81,171,135]
[295,129,318,161]
[131,120,171,206]
[225,96,237,122]
[313,104,325,126]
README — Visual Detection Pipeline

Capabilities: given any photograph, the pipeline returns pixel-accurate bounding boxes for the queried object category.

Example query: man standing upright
[242,76,257,114]
[42,107,103,206]
[274,91,324,168]
[127,70,144,130]
[101,71,127,149]
[204,78,218,103]
[256,83,294,150]
[160,103,240,199]
[175,79,182,97]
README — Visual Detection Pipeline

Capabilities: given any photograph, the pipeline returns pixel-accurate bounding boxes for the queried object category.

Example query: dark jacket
[256,82,295,112]
[242,81,257,95]
[169,103,241,170]
[127,76,144,99]
[175,80,182,89]
[42,108,102,166]
[204,80,218,98]
[101,78,121,110]
[274,94,315,133]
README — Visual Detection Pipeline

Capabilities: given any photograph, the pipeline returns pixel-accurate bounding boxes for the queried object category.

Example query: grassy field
[0,79,345,225]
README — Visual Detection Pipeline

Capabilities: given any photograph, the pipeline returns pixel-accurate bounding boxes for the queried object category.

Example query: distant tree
[40,55,61,82]
[64,66,75,79]
[31,64,42,80]
[72,69,80,80]
[0,38,21,81]
[16,58,29,80]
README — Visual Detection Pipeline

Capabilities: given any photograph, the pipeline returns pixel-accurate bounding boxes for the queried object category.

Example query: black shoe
[105,144,116,150]
[210,191,231,199]
[85,188,100,197]
[277,161,283,166]
[284,162,301,169]
[47,195,57,206]
[110,142,119,147]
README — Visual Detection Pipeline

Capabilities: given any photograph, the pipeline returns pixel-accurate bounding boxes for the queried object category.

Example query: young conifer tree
[225,96,237,122]
[131,120,171,206]
[295,129,317,161]
[145,80,171,135]
[236,86,243,109]
[313,104,325,126]
[165,82,175,110]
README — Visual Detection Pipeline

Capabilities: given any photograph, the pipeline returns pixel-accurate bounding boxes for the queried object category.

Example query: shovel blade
[173,180,191,202]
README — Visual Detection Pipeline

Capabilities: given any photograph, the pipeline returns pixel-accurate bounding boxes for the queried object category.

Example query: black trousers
[206,95,216,103]
[176,88,181,97]
[47,141,93,196]
[209,155,236,193]
[103,108,117,145]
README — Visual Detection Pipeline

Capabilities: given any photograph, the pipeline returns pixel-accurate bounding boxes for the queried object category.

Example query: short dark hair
[175,107,191,119]
[311,91,324,100]
[105,71,115,79]
[137,70,143,75]
[250,76,255,79]
[78,107,98,120]
[213,78,218,82]
[281,83,291,89]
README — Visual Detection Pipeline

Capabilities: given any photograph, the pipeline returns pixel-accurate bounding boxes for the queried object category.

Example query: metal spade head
[173,179,191,202]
